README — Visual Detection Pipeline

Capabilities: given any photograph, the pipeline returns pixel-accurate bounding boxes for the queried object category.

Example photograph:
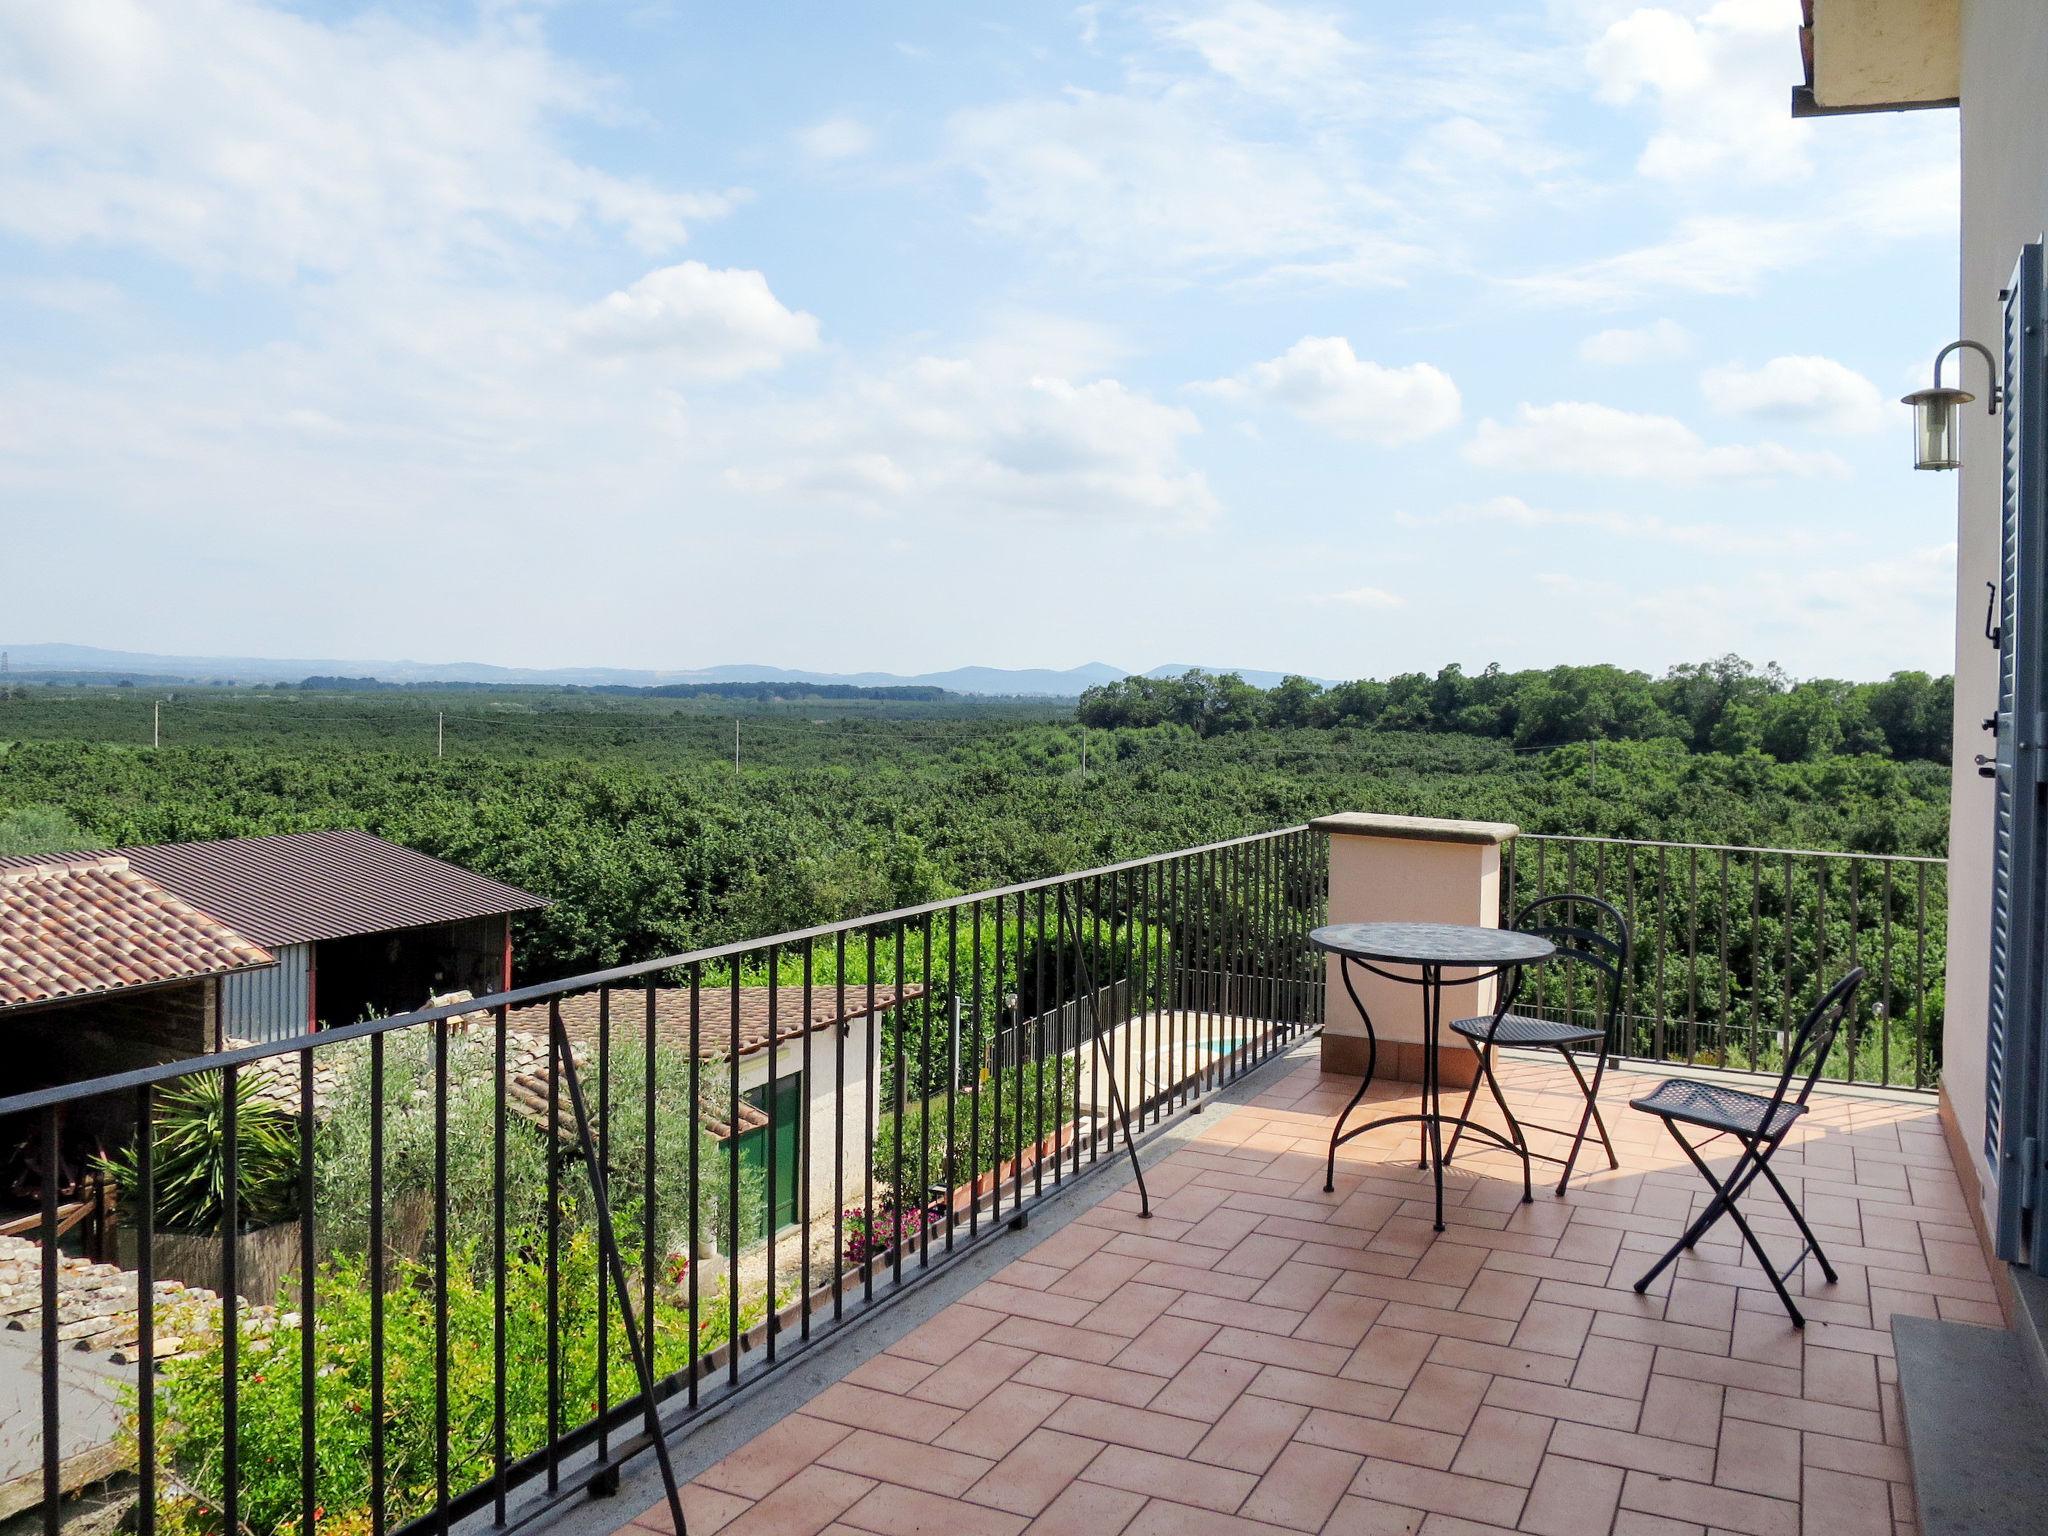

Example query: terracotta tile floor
[624,1054,1995,1536]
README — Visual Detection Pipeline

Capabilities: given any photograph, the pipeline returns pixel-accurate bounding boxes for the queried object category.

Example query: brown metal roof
[514,983,929,1063]
[0,856,275,1011]
[1,830,549,948]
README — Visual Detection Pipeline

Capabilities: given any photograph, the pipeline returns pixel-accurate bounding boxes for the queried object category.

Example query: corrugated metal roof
[0,855,275,1011]
[0,830,549,948]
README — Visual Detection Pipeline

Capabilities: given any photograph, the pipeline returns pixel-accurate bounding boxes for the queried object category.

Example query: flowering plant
[840,1196,943,1268]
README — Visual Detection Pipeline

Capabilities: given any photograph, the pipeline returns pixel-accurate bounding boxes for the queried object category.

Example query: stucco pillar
[1312,813,1519,1087]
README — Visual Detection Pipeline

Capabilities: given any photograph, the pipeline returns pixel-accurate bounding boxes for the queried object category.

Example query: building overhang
[1792,0,1960,118]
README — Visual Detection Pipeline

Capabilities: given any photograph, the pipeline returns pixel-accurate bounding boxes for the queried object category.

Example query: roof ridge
[0,853,130,883]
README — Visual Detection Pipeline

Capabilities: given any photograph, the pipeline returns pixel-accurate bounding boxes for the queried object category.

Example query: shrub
[142,1236,777,1536]
[311,1027,553,1267]
[100,1072,299,1233]
[871,1056,1082,1197]
[840,1198,942,1268]
[0,803,91,856]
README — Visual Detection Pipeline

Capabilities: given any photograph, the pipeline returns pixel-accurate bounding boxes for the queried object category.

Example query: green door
[736,1072,802,1238]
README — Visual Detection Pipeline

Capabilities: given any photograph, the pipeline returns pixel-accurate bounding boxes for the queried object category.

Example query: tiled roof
[236,1009,771,1143]
[512,983,928,1063]
[0,829,550,949]
[501,1042,771,1143]
[0,857,275,1011]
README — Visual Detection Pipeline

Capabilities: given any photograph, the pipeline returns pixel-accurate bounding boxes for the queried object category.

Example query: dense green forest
[1079,656,1954,761]
[0,659,1949,983]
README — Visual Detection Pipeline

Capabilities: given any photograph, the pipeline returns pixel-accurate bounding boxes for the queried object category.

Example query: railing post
[1311,813,1518,1087]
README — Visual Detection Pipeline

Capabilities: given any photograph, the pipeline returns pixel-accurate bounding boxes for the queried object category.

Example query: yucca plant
[100,1071,301,1234]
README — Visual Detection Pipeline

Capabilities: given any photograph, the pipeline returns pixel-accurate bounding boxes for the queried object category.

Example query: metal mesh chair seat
[1626,970,1862,1329]
[1440,894,1630,1198]
[1630,1077,1807,1140]
[1450,1012,1604,1047]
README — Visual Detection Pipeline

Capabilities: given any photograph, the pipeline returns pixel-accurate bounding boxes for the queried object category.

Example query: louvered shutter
[1991,242,2048,1265]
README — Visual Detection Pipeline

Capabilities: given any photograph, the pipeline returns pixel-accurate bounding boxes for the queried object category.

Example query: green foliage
[100,1072,300,1234]
[143,1237,778,1536]
[1077,658,1954,765]
[310,1029,554,1265]
[0,801,90,855]
[601,1036,756,1257]
[310,1024,747,1267]
[872,1056,1084,1196]
[0,666,1948,1000]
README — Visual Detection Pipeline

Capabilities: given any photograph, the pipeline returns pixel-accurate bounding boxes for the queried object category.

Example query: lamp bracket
[1935,339,2004,413]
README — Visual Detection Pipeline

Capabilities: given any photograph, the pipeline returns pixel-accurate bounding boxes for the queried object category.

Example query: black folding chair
[1628,967,1865,1327]
[1443,893,1628,1196]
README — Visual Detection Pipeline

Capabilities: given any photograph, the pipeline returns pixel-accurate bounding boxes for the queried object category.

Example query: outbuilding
[0,829,549,1045]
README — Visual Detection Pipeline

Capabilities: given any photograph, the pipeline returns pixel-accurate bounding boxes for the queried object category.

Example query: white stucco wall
[1947,0,2048,1223]
[737,1012,874,1220]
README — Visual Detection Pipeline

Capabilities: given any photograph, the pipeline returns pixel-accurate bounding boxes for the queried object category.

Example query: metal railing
[1503,834,1947,1091]
[2,825,1325,1536]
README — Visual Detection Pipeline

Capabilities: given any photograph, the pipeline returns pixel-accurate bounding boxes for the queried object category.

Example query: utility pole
[437,712,445,759]
[152,700,161,749]
[1079,727,1087,783]
[1589,741,1598,793]
[734,719,741,771]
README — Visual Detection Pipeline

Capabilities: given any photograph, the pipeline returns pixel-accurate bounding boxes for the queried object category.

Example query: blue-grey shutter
[1991,242,2048,1265]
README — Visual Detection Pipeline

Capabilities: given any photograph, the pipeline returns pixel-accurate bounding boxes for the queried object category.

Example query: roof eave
[1794,0,1960,119]
[0,957,274,1014]
[1791,84,1957,118]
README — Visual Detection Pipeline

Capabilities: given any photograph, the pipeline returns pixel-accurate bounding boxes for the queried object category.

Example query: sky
[0,0,1963,682]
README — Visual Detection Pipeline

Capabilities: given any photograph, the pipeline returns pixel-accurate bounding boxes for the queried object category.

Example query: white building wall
[736,1013,874,1220]
[1947,0,2048,1221]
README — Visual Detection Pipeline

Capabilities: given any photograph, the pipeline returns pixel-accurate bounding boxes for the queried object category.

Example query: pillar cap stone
[1310,812,1519,847]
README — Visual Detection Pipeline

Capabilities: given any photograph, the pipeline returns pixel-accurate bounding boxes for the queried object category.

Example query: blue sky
[0,0,1961,680]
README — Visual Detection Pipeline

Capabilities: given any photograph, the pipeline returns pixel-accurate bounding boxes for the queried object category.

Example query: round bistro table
[1312,921,1555,1231]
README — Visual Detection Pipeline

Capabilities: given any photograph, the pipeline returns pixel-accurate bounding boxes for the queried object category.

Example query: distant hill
[1,645,1330,698]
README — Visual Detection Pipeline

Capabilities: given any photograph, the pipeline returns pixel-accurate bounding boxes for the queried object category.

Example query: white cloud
[946,89,1396,277]
[1149,1,1368,108]
[1584,0,1803,185]
[1510,180,1950,308]
[571,263,821,378]
[1197,337,1460,444]
[1310,586,1406,609]
[1700,354,1888,435]
[942,13,1573,287]
[0,0,726,283]
[1464,401,1849,481]
[1398,494,1843,556]
[797,115,873,162]
[1579,319,1691,365]
[724,348,1218,527]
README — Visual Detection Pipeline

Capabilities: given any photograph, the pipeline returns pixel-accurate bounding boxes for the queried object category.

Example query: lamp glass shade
[1902,386,1973,470]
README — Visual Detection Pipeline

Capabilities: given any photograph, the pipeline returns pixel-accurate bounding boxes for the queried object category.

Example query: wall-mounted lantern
[1903,340,2003,470]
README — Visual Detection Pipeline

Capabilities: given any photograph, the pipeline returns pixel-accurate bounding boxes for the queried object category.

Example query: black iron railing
[1504,834,1946,1091]
[4,826,1325,1536]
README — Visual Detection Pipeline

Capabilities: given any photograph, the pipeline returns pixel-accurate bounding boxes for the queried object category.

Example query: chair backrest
[1505,892,1632,1037]
[1763,967,1866,1124]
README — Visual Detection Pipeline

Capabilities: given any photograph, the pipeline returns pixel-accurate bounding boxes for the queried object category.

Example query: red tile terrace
[611,1048,1965,1536]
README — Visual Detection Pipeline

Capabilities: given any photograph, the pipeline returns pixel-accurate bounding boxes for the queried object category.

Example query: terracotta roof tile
[0,857,275,1011]
[0,829,549,948]
[511,983,928,1064]
[234,1012,772,1143]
